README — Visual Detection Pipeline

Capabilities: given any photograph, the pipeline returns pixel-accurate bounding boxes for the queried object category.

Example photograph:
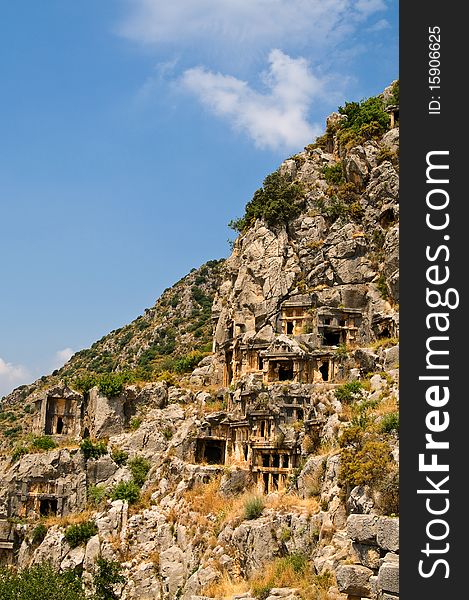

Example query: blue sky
[0,0,398,396]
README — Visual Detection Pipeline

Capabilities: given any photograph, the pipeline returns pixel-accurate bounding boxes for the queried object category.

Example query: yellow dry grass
[265,493,319,516]
[43,509,93,528]
[203,572,250,599]
[372,393,398,417]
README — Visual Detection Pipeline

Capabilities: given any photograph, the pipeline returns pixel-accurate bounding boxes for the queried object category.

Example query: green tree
[230,170,303,232]
[93,557,125,600]
[0,563,86,600]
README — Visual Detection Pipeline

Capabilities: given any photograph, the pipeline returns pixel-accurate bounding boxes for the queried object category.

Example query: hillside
[0,84,399,600]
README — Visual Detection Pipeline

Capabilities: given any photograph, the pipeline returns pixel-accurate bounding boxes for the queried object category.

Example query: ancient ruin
[33,386,83,438]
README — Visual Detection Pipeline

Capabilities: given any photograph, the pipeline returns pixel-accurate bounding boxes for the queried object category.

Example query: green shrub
[80,439,108,460]
[0,411,17,422]
[31,436,58,451]
[110,481,140,504]
[315,187,363,223]
[279,553,308,574]
[379,411,399,434]
[128,456,151,487]
[244,496,264,520]
[87,485,107,507]
[0,563,86,600]
[93,557,125,600]
[337,95,390,148]
[377,274,389,300]
[73,371,134,397]
[322,163,344,185]
[3,426,22,438]
[111,448,129,466]
[340,440,392,487]
[162,427,173,440]
[129,417,142,431]
[73,373,99,394]
[230,170,304,232]
[334,381,364,404]
[97,372,133,397]
[376,145,398,166]
[64,521,98,548]
[12,446,29,462]
[173,351,206,374]
[31,523,48,546]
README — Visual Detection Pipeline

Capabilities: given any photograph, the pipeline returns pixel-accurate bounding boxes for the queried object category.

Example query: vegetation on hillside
[229,170,304,233]
[54,259,224,382]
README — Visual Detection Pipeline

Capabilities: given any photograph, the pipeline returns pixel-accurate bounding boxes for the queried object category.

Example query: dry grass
[203,572,250,599]
[248,556,335,599]
[183,477,227,516]
[370,337,399,351]
[372,393,398,417]
[317,439,339,456]
[182,477,251,533]
[203,400,227,413]
[43,509,93,528]
[265,493,319,516]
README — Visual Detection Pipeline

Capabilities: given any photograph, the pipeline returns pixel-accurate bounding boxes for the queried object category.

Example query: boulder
[346,514,379,544]
[220,468,253,497]
[384,345,399,370]
[377,517,399,552]
[335,564,374,597]
[352,542,381,570]
[377,559,399,595]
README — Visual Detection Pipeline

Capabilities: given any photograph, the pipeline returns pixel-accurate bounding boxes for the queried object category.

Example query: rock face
[0,86,399,600]
[209,124,398,389]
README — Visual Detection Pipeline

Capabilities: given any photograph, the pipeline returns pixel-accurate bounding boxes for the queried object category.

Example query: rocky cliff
[0,84,399,600]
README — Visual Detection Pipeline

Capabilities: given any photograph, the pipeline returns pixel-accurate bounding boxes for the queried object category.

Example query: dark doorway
[225,351,233,384]
[258,356,264,370]
[260,421,266,437]
[286,322,294,334]
[319,362,329,381]
[262,454,270,467]
[243,443,248,461]
[39,498,58,517]
[263,473,269,494]
[272,454,280,468]
[56,417,64,434]
[271,474,279,491]
[282,455,289,468]
[196,439,226,464]
[323,330,341,346]
[278,362,294,381]
[379,327,390,339]
[44,398,55,435]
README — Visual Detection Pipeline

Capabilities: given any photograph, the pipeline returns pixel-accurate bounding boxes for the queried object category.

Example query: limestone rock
[377,517,399,553]
[335,564,374,597]
[352,542,381,570]
[377,559,399,595]
[346,514,379,545]
[220,469,253,497]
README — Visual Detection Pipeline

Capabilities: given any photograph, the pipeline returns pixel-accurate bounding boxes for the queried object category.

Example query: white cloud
[53,348,74,370]
[0,357,29,397]
[181,50,327,151]
[119,0,387,55]
[366,18,391,32]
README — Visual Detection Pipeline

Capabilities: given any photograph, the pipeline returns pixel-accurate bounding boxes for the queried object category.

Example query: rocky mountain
[0,83,399,600]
